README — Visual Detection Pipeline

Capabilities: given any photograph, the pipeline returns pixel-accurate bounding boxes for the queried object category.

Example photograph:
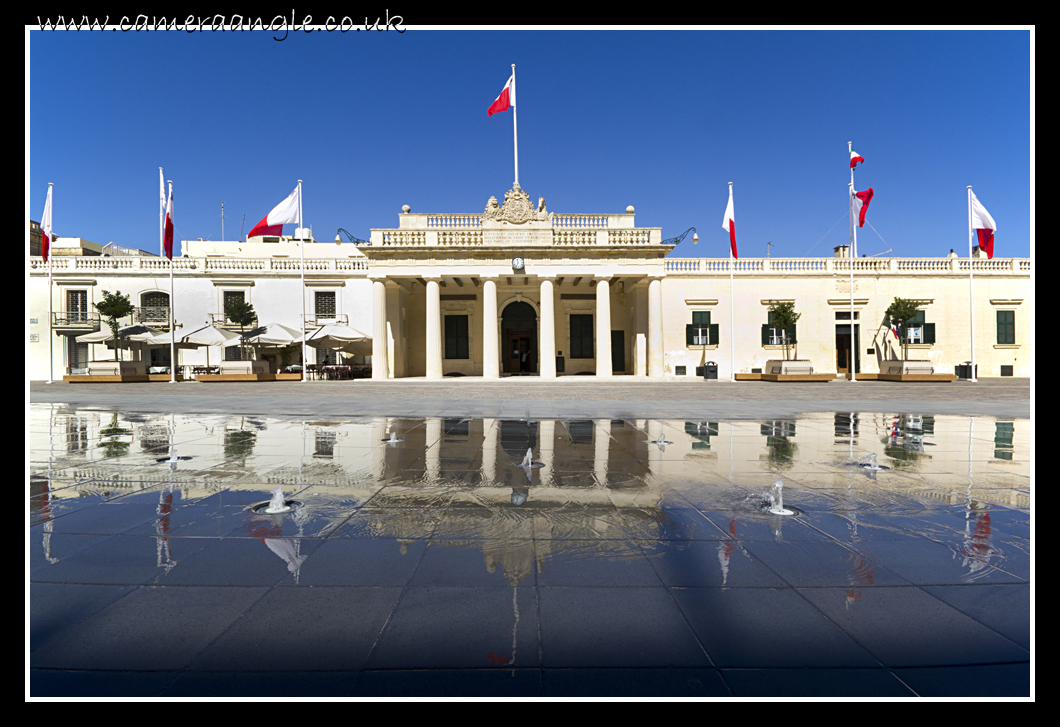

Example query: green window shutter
[911,310,925,326]
[997,311,1015,344]
[686,323,695,346]
[709,323,719,345]
[692,311,710,325]
[761,324,771,346]
[923,322,935,345]
[787,325,797,345]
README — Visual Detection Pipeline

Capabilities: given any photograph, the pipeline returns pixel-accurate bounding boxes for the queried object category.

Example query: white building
[28,185,1031,380]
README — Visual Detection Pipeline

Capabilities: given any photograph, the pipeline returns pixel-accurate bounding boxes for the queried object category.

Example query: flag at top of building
[247,186,301,239]
[850,149,865,169]
[970,191,997,259]
[163,183,174,259]
[487,71,515,117]
[721,183,738,259]
[851,186,874,228]
[40,184,53,262]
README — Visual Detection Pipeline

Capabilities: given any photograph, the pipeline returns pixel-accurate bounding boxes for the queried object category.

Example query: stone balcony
[663,257,1030,276]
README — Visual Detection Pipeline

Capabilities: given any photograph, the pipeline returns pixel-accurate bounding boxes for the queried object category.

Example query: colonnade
[371,274,665,379]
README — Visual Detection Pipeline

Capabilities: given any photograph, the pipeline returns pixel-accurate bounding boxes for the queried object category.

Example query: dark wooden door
[506,328,534,374]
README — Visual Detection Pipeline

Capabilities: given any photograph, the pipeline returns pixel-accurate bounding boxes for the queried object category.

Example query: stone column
[481,417,498,485]
[539,419,555,487]
[371,278,389,379]
[595,276,612,378]
[593,418,609,483]
[483,278,499,378]
[425,278,442,380]
[426,417,442,482]
[539,277,556,378]
[648,277,664,377]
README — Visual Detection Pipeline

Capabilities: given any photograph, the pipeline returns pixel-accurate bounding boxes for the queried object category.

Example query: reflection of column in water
[372,417,388,480]
[426,417,442,482]
[648,420,663,476]
[594,418,609,485]
[481,418,498,486]
[539,419,555,487]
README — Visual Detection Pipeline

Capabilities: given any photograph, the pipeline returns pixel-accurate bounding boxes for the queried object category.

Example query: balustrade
[553,214,608,229]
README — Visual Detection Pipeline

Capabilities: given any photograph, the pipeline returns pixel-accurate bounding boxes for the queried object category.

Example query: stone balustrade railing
[30,256,370,273]
[664,257,1029,275]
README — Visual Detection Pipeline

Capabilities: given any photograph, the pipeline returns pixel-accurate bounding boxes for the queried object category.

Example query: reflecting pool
[28,405,1031,696]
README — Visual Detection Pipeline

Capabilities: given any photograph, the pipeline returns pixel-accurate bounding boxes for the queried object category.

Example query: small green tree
[94,290,135,361]
[885,297,923,362]
[225,298,257,361]
[767,300,802,361]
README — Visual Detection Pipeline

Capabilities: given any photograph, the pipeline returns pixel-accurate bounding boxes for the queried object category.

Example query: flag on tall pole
[160,168,166,257]
[849,149,865,169]
[488,65,519,186]
[42,183,54,384]
[721,183,738,259]
[969,190,997,259]
[851,187,874,228]
[724,182,737,382]
[163,183,174,260]
[247,186,301,239]
[166,180,177,382]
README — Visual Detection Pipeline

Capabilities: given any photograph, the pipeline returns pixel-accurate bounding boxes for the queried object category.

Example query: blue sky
[28,27,1032,260]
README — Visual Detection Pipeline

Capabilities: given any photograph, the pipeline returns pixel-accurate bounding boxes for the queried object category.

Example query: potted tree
[764,300,813,377]
[883,297,934,377]
[220,298,269,376]
[94,290,135,362]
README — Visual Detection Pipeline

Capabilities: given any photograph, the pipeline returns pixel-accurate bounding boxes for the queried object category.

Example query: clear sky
[28,26,1032,260]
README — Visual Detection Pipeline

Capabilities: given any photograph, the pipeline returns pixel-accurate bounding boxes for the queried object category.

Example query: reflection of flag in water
[957,511,995,578]
[890,416,900,441]
[487,651,510,665]
[263,538,307,576]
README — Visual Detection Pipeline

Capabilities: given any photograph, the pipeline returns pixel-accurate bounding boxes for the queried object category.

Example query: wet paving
[29,405,1031,697]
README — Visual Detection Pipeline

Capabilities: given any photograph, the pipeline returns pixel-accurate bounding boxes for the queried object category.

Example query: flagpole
[160,168,165,258]
[967,186,977,382]
[848,142,857,258]
[729,182,735,382]
[168,180,177,383]
[848,182,856,383]
[298,179,308,382]
[47,183,54,384]
[511,64,518,186]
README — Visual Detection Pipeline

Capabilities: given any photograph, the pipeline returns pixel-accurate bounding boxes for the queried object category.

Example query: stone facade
[27,187,1031,379]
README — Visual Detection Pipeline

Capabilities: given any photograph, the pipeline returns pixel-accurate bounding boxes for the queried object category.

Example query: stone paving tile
[670,587,880,668]
[796,586,1030,668]
[892,664,1031,697]
[188,586,404,672]
[920,583,1030,650]
[542,668,731,697]
[537,586,711,668]
[721,668,917,697]
[30,585,269,670]
[366,586,539,670]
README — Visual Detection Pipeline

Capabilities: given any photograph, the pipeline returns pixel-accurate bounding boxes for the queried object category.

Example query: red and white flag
[851,187,874,228]
[970,191,997,259]
[247,186,300,239]
[487,72,515,117]
[721,185,738,259]
[850,149,865,169]
[163,183,174,259]
[40,184,53,262]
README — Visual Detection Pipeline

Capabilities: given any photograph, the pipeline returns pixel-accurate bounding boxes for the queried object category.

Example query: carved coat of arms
[484,184,547,225]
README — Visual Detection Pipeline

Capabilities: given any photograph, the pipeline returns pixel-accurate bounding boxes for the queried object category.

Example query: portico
[362,184,669,379]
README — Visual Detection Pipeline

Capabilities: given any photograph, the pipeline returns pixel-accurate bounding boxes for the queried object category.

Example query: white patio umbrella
[225,322,302,347]
[301,323,373,357]
[152,324,240,370]
[77,324,162,361]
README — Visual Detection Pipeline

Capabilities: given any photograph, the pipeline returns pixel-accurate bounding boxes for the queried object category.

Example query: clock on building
[512,257,525,270]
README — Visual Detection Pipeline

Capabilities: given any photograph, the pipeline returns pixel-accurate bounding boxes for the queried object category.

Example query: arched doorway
[501,301,537,374]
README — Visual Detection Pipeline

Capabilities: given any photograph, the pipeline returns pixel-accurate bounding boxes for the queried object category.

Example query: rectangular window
[996,310,1015,345]
[444,315,469,359]
[904,310,935,345]
[686,311,718,346]
[67,290,88,322]
[570,314,594,359]
[223,290,245,325]
[762,311,796,347]
[315,291,336,319]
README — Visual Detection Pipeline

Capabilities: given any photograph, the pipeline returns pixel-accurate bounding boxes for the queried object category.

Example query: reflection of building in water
[30,410,1031,523]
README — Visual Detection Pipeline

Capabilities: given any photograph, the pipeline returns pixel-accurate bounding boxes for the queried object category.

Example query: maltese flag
[487,72,515,117]
[40,185,53,262]
[163,183,174,259]
[851,187,874,228]
[248,186,300,239]
[970,191,997,259]
[721,184,738,258]
[850,149,865,169]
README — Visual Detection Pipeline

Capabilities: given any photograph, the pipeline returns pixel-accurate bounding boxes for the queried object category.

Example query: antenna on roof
[766,241,774,258]
[239,214,246,241]
[220,200,227,241]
